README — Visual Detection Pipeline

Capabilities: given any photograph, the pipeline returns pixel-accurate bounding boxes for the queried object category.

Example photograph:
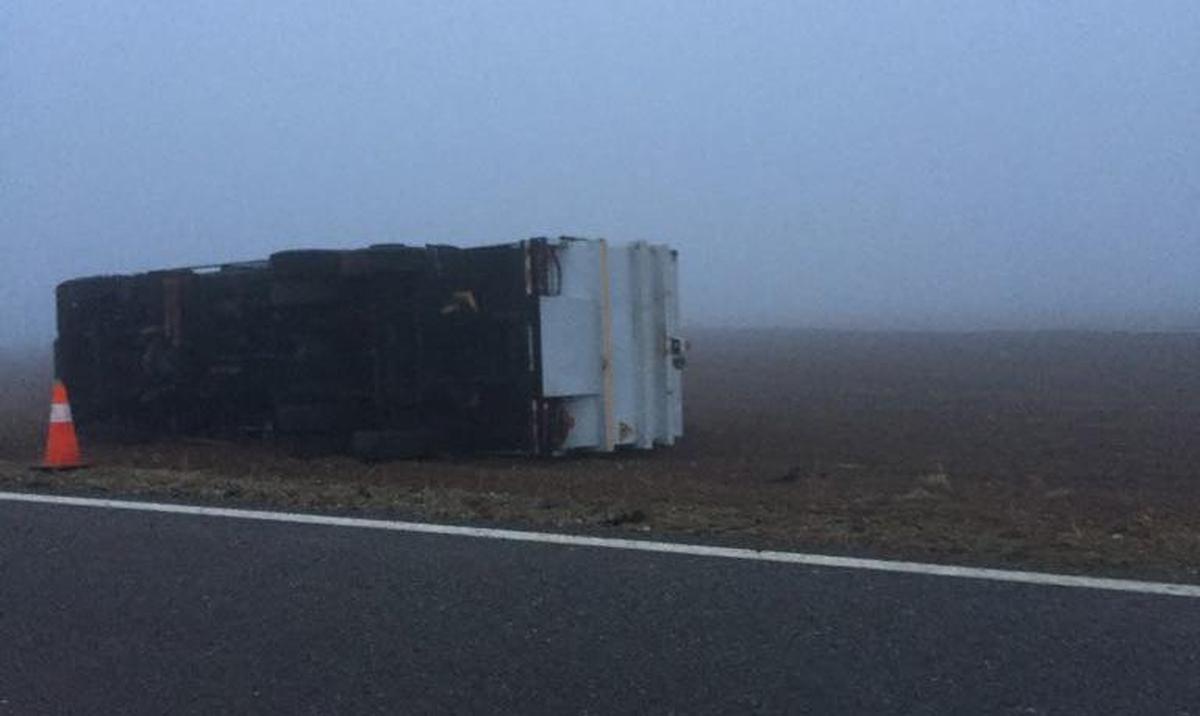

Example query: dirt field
[3,329,1199,582]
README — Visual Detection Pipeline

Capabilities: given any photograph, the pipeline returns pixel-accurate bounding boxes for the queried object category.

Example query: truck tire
[351,429,433,461]
[270,279,339,306]
[269,250,343,279]
[275,402,346,433]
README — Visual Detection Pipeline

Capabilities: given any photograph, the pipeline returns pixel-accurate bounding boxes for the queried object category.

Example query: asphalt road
[0,500,1197,714]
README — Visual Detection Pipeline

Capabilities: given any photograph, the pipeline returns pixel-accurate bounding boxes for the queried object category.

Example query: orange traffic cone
[35,380,86,470]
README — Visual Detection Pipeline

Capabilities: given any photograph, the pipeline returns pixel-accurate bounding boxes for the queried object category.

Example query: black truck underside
[55,240,568,457]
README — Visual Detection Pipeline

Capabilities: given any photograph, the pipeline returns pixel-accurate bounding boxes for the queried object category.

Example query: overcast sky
[3,1,1198,344]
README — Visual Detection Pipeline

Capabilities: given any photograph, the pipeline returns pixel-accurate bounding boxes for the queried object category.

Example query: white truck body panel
[538,238,684,452]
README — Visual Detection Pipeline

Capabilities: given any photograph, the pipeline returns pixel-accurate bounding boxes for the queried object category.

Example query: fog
[3,1,1198,346]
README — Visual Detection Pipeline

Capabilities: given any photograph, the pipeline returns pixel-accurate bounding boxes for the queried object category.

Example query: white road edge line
[2,490,1198,598]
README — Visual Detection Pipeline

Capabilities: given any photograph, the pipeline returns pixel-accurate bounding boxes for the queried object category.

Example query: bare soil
[3,330,1199,582]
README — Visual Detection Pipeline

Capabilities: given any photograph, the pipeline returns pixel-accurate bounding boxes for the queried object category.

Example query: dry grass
[0,348,51,460]
[2,330,1200,581]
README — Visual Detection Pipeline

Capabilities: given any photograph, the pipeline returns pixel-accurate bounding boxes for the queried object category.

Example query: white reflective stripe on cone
[49,403,73,424]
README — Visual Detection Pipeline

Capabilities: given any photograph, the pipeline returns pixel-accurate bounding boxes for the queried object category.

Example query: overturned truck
[55,238,685,458]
